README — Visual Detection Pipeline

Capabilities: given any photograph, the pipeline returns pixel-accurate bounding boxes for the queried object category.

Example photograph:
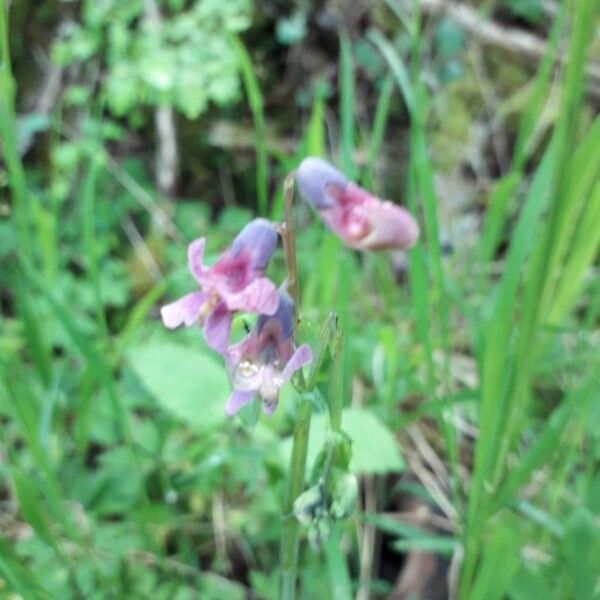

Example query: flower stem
[279,172,311,599]
[281,173,301,334]
[328,329,344,433]
[280,395,312,599]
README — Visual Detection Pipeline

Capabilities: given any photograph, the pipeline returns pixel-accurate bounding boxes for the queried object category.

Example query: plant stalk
[328,329,343,434]
[280,396,312,599]
[279,173,311,599]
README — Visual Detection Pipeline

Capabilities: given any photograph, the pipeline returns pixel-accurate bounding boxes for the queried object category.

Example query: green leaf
[561,508,600,600]
[12,472,56,548]
[128,342,229,429]
[0,536,51,599]
[469,513,522,600]
[509,565,558,600]
[276,12,307,45]
[392,536,456,555]
[283,407,405,475]
[366,513,457,556]
[341,408,405,474]
[200,572,246,600]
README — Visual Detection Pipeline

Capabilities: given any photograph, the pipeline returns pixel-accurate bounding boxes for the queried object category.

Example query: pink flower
[224,290,312,417]
[161,219,279,353]
[296,157,419,251]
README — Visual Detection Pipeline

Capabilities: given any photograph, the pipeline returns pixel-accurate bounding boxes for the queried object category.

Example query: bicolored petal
[296,157,348,209]
[296,156,420,251]
[222,276,279,315]
[280,344,313,383]
[221,288,312,418]
[188,238,207,283]
[203,301,232,353]
[340,184,419,251]
[160,291,209,329]
[257,288,294,340]
[225,389,256,416]
[230,218,278,271]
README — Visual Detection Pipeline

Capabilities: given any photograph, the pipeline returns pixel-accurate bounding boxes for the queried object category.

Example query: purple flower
[224,290,313,417]
[161,219,279,353]
[296,157,420,251]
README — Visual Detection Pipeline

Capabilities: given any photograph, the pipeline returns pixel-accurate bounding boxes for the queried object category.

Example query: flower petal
[188,238,207,283]
[160,291,209,329]
[344,184,419,251]
[297,157,420,251]
[296,157,348,209]
[257,288,294,341]
[232,360,265,393]
[223,276,279,315]
[203,302,232,353]
[225,389,256,416]
[280,344,313,383]
[230,218,278,271]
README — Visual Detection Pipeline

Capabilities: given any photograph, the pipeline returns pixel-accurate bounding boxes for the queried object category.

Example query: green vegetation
[1,0,599,598]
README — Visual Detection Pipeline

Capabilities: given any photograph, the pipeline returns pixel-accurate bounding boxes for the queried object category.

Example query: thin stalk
[0,1,32,258]
[279,173,311,599]
[232,34,269,216]
[281,174,301,330]
[339,31,355,177]
[328,330,344,434]
[364,73,394,189]
[280,398,312,600]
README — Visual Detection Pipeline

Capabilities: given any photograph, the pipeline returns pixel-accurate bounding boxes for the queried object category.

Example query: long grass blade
[339,32,355,178]
[231,33,269,215]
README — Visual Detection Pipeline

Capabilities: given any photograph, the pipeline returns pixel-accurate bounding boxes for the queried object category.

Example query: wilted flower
[296,157,419,251]
[224,290,312,416]
[161,219,279,352]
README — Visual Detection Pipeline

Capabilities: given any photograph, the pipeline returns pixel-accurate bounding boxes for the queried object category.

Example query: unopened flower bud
[293,484,325,526]
[296,157,419,251]
[308,516,332,549]
[330,473,358,520]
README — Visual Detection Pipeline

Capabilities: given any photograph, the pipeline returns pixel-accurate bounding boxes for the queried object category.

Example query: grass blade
[231,33,269,215]
[339,32,355,178]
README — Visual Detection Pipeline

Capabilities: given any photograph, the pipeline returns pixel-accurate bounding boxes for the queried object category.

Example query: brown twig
[280,172,301,338]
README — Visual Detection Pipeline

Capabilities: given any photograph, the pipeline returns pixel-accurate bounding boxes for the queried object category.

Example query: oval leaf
[128,342,229,429]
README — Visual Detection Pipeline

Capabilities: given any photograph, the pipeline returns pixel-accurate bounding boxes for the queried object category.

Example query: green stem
[281,173,301,332]
[232,33,268,216]
[279,173,311,599]
[328,330,343,434]
[280,397,312,600]
[0,1,32,259]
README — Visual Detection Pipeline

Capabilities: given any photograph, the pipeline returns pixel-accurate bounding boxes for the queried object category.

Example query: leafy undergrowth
[1,1,600,599]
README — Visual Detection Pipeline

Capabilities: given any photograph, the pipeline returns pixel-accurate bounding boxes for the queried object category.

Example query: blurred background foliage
[52,0,252,118]
[1,0,600,598]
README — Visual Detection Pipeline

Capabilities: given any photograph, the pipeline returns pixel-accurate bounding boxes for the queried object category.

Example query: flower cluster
[160,157,419,417]
[161,218,311,416]
[161,218,279,353]
[225,289,313,417]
